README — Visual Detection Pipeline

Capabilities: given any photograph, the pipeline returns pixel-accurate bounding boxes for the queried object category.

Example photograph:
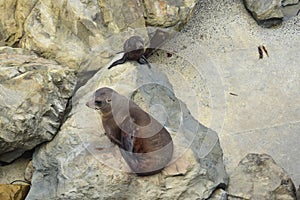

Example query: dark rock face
[227,153,297,200]
[0,47,76,163]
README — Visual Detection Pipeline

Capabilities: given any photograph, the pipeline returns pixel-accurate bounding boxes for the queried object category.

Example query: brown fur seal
[108,36,151,69]
[86,87,173,176]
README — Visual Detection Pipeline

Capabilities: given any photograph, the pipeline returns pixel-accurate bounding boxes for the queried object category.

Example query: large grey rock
[20,0,146,70]
[0,47,76,163]
[243,0,284,27]
[227,153,297,200]
[0,0,196,70]
[26,61,228,199]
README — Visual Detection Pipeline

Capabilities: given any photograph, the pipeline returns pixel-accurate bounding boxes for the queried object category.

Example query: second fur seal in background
[86,87,173,176]
[108,36,151,69]
[108,30,170,69]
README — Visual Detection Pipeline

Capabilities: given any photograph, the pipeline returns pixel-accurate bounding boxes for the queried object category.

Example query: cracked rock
[0,47,76,163]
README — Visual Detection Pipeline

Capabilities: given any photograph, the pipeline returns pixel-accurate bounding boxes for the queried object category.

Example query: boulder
[0,47,76,163]
[143,0,196,29]
[0,156,31,185]
[26,61,228,199]
[227,153,297,200]
[1,0,197,70]
[0,184,30,200]
[0,0,38,46]
[243,0,284,27]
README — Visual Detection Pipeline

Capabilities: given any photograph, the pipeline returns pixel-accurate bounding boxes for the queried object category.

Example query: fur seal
[86,87,173,176]
[108,36,151,69]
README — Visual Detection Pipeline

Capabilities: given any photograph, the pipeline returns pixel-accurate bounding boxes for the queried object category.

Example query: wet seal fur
[108,36,151,69]
[86,87,173,176]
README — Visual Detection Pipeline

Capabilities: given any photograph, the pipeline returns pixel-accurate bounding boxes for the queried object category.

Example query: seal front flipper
[108,54,127,69]
[137,55,151,69]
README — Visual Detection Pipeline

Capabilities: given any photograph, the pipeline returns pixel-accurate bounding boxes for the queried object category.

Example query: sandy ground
[166,0,300,186]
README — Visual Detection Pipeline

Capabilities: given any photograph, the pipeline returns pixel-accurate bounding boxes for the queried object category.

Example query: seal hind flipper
[108,54,127,69]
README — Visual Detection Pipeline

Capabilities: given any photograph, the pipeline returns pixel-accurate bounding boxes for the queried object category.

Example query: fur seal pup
[86,87,173,176]
[108,36,151,69]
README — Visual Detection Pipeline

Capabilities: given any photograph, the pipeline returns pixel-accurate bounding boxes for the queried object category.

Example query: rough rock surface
[143,0,196,29]
[243,0,284,27]
[243,0,300,26]
[209,189,228,200]
[282,0,299,6]
[0,47,76,163]
[26,62,228,200]
[296,185,300,200]
[19,0,147,69]
[0,157,31,184]
[227,153,296,200]
[24,160,34,182]
[0,0,38,47]
[0,184,30,200]
[0,0,196,70]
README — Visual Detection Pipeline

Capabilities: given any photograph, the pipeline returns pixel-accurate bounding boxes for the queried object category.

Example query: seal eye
[106,98,112,103]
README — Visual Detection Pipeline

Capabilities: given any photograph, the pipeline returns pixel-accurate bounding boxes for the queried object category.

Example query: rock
[19,0,146,69]
[281,2,300,19]
[243,0,284,27]
[0,0,38,46]
[26,62,228,199]
[0,157,31,185]
[296,185,300,200]
[227,153,297,200]
[1,0,196,70]
[24,160,34,183]
[243,0,300,25]
[0,184,30,200]
[143,0,196,29]
[0,47,76,163]
[209,189,228,200]
[282,0,299,7]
